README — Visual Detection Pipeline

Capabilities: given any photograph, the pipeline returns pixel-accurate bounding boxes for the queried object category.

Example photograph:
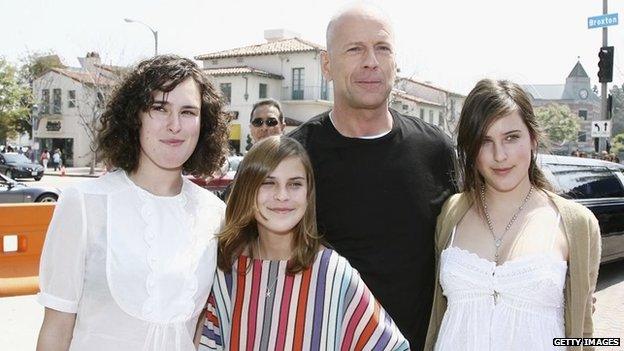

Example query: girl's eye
[261,181,275,186]
[288,182,303,188]
[347,47,362,53]
[481,139,493,145]
[505,134,520,141]
[181,110,199,117]
[151,105,166,112]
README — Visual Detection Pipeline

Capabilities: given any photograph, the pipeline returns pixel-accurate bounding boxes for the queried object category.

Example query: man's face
[249,104,285,142]
[323,12,396,110]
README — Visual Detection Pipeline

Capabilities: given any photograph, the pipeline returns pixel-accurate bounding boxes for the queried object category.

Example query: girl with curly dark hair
[37,55,229,351]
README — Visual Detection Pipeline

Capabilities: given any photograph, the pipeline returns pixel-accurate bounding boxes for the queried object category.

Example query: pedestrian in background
[52,149,61,171]
[426,79,600,351]
[40,149,49,169]
[36,55,229,351]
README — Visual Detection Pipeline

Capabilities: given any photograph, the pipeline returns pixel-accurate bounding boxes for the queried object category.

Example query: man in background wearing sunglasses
[219,99,286,201]
[249,98,286,142]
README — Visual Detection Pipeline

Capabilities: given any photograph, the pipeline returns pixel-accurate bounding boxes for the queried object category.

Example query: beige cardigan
[424,191,601,351]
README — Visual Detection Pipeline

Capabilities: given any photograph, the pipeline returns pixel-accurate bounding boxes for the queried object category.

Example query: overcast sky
[2,0,623,95]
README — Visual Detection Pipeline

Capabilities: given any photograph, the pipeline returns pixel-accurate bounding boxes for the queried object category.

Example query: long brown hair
[456,79,552,211]
[217,136,320,274]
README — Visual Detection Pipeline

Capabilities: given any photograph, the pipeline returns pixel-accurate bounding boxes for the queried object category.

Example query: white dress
[37,170,225,351]
[435,221,567,351]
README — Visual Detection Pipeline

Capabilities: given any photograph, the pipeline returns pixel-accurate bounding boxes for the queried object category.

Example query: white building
[195,29,333,153]
[393,77,465,137]
[32,53,118,166]
[196,31,465,149]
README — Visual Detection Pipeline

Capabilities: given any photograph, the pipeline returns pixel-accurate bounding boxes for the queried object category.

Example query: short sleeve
[37,186,87,313]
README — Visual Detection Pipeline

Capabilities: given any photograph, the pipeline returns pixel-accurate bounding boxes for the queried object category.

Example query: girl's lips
[269,208,294,214]
[492,166,513,175]
[161,139,184,146]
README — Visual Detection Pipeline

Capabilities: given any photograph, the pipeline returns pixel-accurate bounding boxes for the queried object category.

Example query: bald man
[289,5,457,349]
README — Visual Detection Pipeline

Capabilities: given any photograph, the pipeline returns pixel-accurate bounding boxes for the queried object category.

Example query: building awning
[229,124,241,140]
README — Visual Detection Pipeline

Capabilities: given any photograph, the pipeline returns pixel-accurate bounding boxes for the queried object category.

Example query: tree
[18,52,65,87]
[609,84,624,136]
[534,103,580,145]
[611,132,624,155]
[6,52,66,140]
[0,58,32,144]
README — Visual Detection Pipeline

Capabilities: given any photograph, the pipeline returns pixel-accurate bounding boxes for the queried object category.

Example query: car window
[3,153,30,163]
[548,164,624,199]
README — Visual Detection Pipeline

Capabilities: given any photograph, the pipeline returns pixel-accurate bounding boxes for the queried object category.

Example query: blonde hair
[217,136,320,274]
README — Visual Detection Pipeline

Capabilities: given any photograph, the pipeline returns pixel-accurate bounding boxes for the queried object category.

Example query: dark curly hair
[96,54,229,177]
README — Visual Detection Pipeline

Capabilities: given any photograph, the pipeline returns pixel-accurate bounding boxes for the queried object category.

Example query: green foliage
[611,133,624,154]
[18,52,65,87]
[534,103,580,145]
[0,58,33,143]
[609,84,624,136]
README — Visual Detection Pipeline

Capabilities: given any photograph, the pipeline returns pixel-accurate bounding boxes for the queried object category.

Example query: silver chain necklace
[480,185,534,264]
[256,237,279,297]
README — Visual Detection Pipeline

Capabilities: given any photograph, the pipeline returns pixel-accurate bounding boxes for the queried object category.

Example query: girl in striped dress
[199,136,409,351]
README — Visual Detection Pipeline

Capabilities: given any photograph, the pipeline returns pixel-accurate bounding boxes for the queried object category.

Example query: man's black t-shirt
[289,109,457,349]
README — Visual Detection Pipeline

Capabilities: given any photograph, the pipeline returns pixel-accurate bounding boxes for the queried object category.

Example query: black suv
[539,154,624,263]
[0,152,45,181]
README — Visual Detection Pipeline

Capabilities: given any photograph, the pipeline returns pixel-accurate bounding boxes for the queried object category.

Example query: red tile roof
[49,68,117,86]
[397,77,464,97]
[392,90,443,107]
[195,38,325,60]
[203,66,283,80]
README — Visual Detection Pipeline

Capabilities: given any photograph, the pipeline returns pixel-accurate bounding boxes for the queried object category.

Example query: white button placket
[140,191,159,319]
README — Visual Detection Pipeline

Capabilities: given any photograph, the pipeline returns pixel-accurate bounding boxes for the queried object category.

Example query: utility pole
[601,0,608,122]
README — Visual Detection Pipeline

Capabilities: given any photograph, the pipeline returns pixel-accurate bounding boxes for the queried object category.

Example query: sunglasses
[251,117,280,127]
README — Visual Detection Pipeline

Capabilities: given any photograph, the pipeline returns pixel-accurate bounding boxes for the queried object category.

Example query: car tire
[36,194,58,203]
[5,170,13,179]
[34,175,42,181]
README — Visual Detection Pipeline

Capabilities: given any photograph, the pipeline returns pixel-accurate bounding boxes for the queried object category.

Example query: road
[1,175,623,349]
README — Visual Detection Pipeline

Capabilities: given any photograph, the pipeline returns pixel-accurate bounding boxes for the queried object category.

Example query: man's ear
[321,50,332,82]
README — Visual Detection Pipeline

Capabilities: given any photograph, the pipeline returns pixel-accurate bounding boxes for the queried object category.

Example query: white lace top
[38,170,225,351]
[435,223,567,351]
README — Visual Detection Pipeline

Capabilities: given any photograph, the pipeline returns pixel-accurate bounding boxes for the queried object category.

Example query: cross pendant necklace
[481,185,534,264]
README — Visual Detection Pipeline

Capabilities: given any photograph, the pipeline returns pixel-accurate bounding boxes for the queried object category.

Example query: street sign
[591,120,612,138]
[588,13,619,29]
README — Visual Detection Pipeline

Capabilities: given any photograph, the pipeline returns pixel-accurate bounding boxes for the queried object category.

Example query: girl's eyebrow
[151,100,200,110]
[265,176,306,180]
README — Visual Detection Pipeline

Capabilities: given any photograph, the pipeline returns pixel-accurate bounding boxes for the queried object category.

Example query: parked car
[187,156,243,198]
[0,173,59,203]
[0,152,45,181]
[538,154,624,263]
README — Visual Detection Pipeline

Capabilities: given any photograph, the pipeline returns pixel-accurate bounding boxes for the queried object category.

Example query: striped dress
[199,248,409,351]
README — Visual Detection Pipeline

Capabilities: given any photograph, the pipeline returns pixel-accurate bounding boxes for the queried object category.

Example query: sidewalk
[44,166,105,178]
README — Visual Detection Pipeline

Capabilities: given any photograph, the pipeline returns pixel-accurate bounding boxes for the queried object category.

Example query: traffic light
[598,46,614,83]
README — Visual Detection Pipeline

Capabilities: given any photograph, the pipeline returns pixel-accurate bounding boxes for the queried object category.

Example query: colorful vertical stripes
[199,249,409,351]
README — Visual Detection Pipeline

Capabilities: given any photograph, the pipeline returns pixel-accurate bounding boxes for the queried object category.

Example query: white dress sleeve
[37,186,87,313]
